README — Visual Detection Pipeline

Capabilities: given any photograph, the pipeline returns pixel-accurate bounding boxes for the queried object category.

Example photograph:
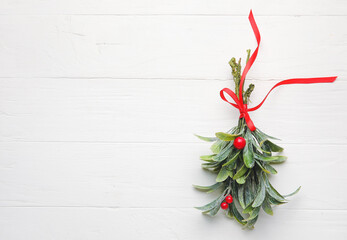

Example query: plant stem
[229,49,253,102]
[244,84,255,104]
[246,49,251,64]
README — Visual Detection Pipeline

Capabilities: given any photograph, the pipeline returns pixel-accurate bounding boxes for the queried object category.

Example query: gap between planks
[0,14,346,17]
[0,141,346,145]
[0,77,344,81]
[0,206,346,211]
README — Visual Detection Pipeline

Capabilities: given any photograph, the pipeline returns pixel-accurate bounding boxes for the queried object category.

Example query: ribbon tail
[219,10,337,133]
[238,10,261,105]
[244,113,256,131]
[248,76,337,112]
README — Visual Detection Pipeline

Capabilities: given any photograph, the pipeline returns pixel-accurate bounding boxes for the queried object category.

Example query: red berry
[221,202,229,210]
[225,195,233,204]
[234,136,246,149]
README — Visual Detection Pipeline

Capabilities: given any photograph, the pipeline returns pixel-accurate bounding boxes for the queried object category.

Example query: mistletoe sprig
[194,51,300,229]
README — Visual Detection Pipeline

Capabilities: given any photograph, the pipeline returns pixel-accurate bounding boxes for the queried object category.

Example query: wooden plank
[0,1,346,238]
[0,142,345,209]
[0,78,345,143]
[0,207,346,239]
[1,0,347,15]
[0,16,345,79]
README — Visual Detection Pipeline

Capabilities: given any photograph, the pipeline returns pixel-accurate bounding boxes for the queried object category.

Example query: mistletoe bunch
[194,51,300,229]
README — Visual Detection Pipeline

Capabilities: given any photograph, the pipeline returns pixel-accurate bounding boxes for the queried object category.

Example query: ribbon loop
[220,10,337,131]
[220,88,256,131]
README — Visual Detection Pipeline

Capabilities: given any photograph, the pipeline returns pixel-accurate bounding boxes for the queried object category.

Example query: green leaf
[216,167,230,182]
[215,132,239,141]
[210,140,227,154]
[195,196,221,212]
[256,129,281,141]
[227,126,238,134]
[261,142,272,157]
[208,202,224,216]
[227,167,234,178]
[195,191,227,213]
[255,160,270,174]
[253,131,272,156]
[264,140,283,152]
[283,186,301,198]
[226,208,234,219]
[253,142,271,155]
[201,161,219,169]
[238,184,246,209]
[252,173,266,207]
[200,154,216,161]
[230,202,246,225]
[193,182,224,193]
[264,177,286,202]
[245,215,258,229]
[267,194,287,205]
[233,165,247,180]
[200,160,214,163]
[263,164,277,174]
[236,169,251,184]
[212,142,233,162]
[261,197,273,215]
[243,130,254,168]
[236,176,246,184]
[244,177,255,208]
[243,205,253,214]
[230,182,239,199]
[255,153,287,164]
[222,150,240,167]
[194,134,217,142]
[243,206,260,222]
[201,164,219,172]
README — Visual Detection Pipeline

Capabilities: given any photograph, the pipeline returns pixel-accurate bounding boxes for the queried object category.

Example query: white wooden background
[0,0,346,239]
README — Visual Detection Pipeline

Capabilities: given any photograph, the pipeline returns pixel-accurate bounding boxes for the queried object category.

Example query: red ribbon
[220,10,337,131]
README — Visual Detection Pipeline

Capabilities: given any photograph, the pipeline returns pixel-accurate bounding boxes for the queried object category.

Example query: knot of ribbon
[220,10,337,132]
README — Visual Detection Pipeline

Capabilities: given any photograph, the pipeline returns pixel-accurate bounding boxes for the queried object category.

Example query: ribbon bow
[220,10,337,131]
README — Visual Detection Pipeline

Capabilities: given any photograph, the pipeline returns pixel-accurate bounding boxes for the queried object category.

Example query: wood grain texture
[0,142,346,210]
[0,0,347,239]
[0,16,345,79]
[0,78,345,143]
[0,208,346,240]
[1,0,347,15]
